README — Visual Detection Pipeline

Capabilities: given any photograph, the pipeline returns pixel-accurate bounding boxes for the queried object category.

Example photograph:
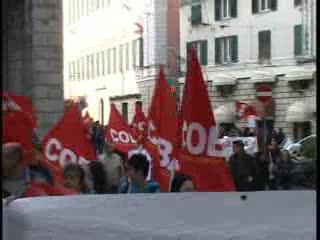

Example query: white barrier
[3,191,316,240]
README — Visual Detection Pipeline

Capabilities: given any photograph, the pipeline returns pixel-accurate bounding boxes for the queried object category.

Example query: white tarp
[3,191,316,240]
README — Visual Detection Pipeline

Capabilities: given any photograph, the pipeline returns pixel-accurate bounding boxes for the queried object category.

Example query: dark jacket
[229,152,259,191]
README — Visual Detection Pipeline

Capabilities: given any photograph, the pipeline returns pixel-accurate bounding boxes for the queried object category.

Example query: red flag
[41,104,97,186]
[176,48,235,192]
[105,103,137,154]
[2,111,34,166]
[142,138,171,191]
[148,66,177,168]
[82,111,92,139]
[236,101,257,120]
[131,103,147,139]
[2,94,37,128]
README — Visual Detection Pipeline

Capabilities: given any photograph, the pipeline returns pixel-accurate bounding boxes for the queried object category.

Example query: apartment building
[180,0,316,141]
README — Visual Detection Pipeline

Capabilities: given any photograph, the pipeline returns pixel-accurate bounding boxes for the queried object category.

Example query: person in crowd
[89,161,109,194]
[119,154,160,193]
[275,150,293,190]
[100,142,125,193]
[266,137,281,190]
[254,151,268,191]
[91,121,105,155]
[2,143,30,199]
[63,164,93,194]
[229,140,259,191]
[170,174,195,192]
[276,128,286,145]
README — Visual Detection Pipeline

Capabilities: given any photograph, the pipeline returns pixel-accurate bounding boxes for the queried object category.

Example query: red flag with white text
[176,48,235,192]
[147,66,178,190]
[41,104,97,186]
[105,103,137,154]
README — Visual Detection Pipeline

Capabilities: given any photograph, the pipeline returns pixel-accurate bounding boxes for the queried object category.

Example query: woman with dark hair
[89,161,108,194]
[170,174,195,192]
[63,164,92,194]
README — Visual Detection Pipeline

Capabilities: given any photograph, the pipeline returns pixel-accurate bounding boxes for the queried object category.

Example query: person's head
[126,154,149,182]
[171,174,195,192]
[89,161,108,194]
[29,165,54,185]
[232,140,245,155]
[2,142,23,177]
[63,164,85,192]
[280,150,291,162]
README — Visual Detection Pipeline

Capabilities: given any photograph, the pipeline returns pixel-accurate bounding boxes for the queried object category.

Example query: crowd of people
[2,120,302,202]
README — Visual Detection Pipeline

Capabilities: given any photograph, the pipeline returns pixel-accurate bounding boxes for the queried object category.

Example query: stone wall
[2,0,64,137]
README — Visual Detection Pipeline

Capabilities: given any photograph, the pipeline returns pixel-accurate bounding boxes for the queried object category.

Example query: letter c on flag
[45,138,62,162]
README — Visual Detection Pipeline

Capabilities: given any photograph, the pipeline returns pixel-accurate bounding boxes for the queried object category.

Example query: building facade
[179,0,316,141]
[63,0,145,124]
[2,0,64,137]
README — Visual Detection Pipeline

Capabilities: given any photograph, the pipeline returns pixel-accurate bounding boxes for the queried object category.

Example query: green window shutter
[215,0,221,21]
[187,42,193,64]
[132,40,136,67]
[191,0,201,24]
[230,36,238,63]
[294,0,302,6]
[252,0,258,14]
[200,40,208,65]
[139,37,144,67]
[270,0,277,11]
[294,25,302,56]
[231,0,237,18]
[259,30,271,61]
[122,102,128,123]
[215,38,221,64]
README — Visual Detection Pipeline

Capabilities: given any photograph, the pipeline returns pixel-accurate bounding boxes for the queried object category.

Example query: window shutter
[230,36,238,63]
[252,0,258,14]
[294,25,302,56]
[265,31,271,60]
[231,0,237,18]
[191,5,202,24]
[139,37,144,67]
[270,0,277,11]
[259,30,271,61]
[215,0,221,21]
[187,42,193,63]
[215,38,221,64]
[200,40,208,65]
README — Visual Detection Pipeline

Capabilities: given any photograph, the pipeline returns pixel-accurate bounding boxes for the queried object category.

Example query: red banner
[105,103,137,154]
[2,111,34,166]
[131,103,147,139]
[41,104,97,186]
[176,48,235,192]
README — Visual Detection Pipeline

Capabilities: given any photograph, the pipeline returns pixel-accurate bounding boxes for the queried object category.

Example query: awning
[286,101,315,122]
[214,103,235,123]
[212,74,237,86]
[279,70,315,82]
[250,71,276,83]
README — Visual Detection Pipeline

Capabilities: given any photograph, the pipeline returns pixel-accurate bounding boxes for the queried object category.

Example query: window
[122,102,128,123]
[112,48,116,74]
[80,57,85,80]
[294,25,303,56]
[76,59,80,81]
[186,40,208,65]
[215,36,238,64]
[258,30,271,62]
[136,101,142,108]
[86,56,90,79]
[101,51,105,76]
[90,54,95,79]
[96,52,100,77]
[191,0,201,24]
[139,37,144,67]
[119,44,123,72]
[252,0,277,14]
[126,42,130,70]
[68,62,72,81]
[215,0,237,21]
[132,39,137,68]
[107,49,111,74]
[294,0,302,7]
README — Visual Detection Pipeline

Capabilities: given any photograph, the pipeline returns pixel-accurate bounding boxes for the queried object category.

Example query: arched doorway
[99,98,104,125]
